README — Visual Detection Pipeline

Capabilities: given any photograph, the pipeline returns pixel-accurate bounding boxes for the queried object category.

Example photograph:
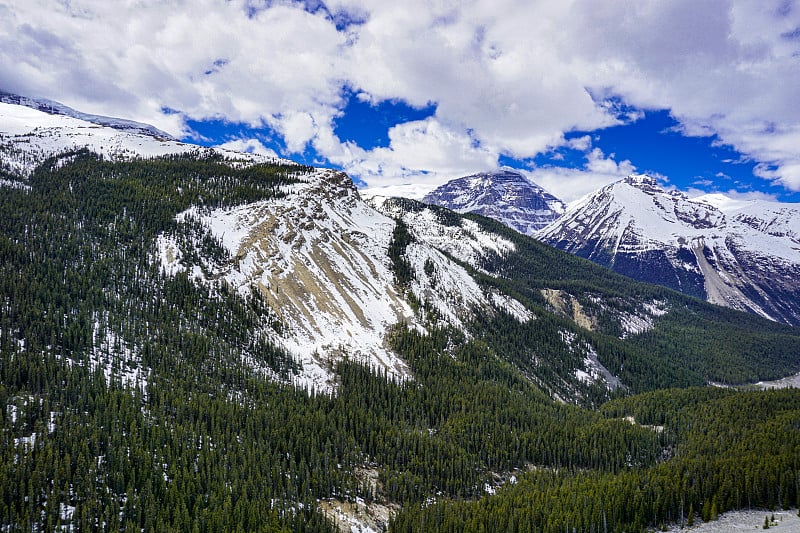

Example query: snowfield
[0,101,291,177]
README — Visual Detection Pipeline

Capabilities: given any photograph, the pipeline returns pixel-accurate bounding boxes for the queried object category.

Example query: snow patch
[618,311,654,338]
[156,234,185,276]
[643,300,669,317]
[0,178,30,190]
[664,509,800,532]
[755,371,800,389]
[562,330,623,391]
[490,292,535,323]
[86,316,150,397]
[14,432,37,450]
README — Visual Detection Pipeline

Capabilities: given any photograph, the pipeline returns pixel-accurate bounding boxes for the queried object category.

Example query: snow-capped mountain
[538,174,800,326]
[0,98,535,392]
[0,91,174,139]
[422,170,566,235]
[5,97,800,402]
[0,98,292,178]
[156,169,538,392]
[9,93,800,533]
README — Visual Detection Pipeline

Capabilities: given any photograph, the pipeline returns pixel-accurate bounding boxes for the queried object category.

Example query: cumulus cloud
[2,0,799,196]
[686,188,780,203]
[0,0,346,135]
[528,147,637,203]
[332,117,499,196]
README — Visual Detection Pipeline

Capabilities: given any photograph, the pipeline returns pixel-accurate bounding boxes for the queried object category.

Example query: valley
[1,99,800,532]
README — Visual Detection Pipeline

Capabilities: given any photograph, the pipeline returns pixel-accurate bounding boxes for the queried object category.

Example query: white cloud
[687,188,780,203]
[2,0,800,197]
[566,135,593,152]
[0,0,347,136]
[528,147,636,204]
[329,117,498,196]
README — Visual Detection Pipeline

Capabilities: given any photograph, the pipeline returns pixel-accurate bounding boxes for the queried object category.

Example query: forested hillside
[392,387,800,533]
[1,152,799,532]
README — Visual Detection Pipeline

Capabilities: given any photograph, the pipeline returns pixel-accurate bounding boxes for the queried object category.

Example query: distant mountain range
[4,94,798,395]
[0,91,175,140]
[538,174,800,326]
[425,171,800,326]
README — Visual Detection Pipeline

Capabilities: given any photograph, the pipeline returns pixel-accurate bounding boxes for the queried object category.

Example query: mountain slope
[3,100,800,532]
[0,99,536,393]
[156,169,538,392]
[0,99,287,178]
[422,170,565,235]
[3,102,799,395]
[371,197,800,395]
[538,174,800,326]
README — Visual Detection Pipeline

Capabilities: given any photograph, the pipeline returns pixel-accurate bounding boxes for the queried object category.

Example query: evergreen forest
[1,151,799,532]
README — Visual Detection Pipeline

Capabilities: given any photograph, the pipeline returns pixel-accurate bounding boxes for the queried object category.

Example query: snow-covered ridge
[157,171,535,392]
[1,96,537,392]
[539,174,800,325]
[0,100,291,177]
[372,197,535,325]
[1,91,174,139]
[374,197,516,273]
[158,169,416,392]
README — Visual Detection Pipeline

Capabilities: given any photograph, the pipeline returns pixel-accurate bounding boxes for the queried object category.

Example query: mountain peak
[622,173,662,192]
[540,176,800,326]
[422,170,565,235]
[468,169,532,183]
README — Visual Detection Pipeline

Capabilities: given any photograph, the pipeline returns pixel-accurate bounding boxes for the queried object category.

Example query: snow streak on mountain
[422,170,566,235]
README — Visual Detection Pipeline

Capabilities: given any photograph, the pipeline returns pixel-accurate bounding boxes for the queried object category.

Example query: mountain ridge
[0,91,175,140]
[3,99,799,394]
[538,173,800,326]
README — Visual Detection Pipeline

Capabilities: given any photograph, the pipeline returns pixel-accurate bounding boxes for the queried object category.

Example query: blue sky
[3,0,800,203]
[188,95,800,202]
[542,111,800,202]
